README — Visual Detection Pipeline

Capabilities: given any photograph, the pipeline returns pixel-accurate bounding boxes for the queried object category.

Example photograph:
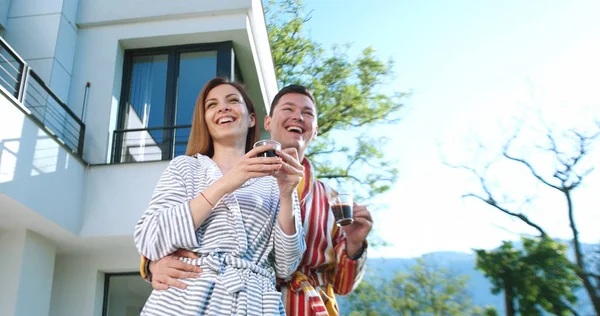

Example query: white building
[0,0,277,315]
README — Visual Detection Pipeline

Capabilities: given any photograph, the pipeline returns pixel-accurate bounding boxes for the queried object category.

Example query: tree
[264,0,407,199]
[447,117,600,314]
[475,236,580,316]
[345,275,391,316]
[345,258,495,315]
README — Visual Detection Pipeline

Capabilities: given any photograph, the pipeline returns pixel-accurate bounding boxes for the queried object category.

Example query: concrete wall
[49,248,141,316]
[77,0,251,26]
[80,161,168,237]
[3,0,79,102]
[0,229,57,316]
[0,87,86,234]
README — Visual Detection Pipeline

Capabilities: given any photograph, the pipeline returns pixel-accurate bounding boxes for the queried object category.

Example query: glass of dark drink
[253,139,281,158]
[330,193,354,227]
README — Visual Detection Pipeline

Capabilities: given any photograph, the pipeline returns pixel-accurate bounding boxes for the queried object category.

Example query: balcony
[0,36,85,158]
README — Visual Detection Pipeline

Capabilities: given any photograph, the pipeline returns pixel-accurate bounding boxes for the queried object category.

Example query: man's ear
[313,124,318,139]
[264,115,272,131]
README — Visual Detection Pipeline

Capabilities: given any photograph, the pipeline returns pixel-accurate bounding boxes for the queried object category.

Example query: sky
[301,0,600,258]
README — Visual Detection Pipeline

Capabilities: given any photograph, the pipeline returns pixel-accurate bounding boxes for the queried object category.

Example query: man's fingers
[351,217,373,229]
[168,259,202,273]
[276,150,302,169]
[173,249,199,259]
[353,210,373,223]
[152,274,187,290]
[282,148,300,161]
[169,267,201,279]
[151,279,169,291]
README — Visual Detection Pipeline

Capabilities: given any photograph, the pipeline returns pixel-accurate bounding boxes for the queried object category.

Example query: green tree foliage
[264,0,407,199]
[345,259,497,315]
[475,236,580,316]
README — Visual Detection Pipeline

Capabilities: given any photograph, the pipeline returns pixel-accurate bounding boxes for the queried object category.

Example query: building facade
[0,0,277,315]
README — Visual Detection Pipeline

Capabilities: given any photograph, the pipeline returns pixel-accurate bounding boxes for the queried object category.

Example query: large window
[102,273,152,316]
[112,42,239,163]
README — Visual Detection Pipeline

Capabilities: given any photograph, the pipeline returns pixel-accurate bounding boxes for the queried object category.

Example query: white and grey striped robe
[134,154,306,316]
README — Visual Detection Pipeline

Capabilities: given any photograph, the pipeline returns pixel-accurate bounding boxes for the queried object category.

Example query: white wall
[0,89,86,234]
[80,161,168,237]
[0,229,57,316]
[77,0,251,26]
[0,229,26,316]
[49,248,141,316]
[4,0,79,102]
[69,13,250,164]
[0,0,10,30]
[14,231,57,316]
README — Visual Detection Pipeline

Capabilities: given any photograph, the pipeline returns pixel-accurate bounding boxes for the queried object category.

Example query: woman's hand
[218,145,283,193]
[273,148,304,196]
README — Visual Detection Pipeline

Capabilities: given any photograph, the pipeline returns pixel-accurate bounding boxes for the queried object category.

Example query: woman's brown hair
[185,77,259,157]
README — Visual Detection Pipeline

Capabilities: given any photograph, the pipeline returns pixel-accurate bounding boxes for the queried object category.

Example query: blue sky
[301,0,600,258]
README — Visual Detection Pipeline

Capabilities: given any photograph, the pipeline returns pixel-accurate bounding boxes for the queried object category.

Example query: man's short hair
[269,84,316,116]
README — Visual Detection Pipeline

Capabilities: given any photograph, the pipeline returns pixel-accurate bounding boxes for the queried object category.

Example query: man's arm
[332,234,368,295]
[331,203,372,295]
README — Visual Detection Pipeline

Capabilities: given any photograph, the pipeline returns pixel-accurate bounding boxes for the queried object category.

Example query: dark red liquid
[257,149,277,158]
[331,203,353,226]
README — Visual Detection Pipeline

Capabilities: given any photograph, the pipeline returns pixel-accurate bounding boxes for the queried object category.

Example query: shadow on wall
[0,115,71,185]
[0,98,86,233]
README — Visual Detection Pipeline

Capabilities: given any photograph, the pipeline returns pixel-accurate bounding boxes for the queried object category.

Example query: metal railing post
[16,65,29,103]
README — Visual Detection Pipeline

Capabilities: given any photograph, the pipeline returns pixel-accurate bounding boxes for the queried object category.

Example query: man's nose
[292,110,304,121]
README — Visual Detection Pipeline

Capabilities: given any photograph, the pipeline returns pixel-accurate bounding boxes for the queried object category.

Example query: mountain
[336,243,598,315]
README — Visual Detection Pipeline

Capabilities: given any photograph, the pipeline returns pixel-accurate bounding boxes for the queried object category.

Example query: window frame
[113,41,236,163]
[101,272,143,316]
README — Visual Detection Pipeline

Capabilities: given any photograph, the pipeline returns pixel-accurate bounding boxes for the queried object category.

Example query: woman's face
[203,84,255,143]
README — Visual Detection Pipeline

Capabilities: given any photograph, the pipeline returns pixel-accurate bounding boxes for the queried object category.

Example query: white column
[4,0,79,102]
[0,229,26,315]
[0,229,57,316]
[14,230,57,316]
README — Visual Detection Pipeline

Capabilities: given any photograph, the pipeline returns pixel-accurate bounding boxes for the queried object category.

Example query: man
[140,85,373,315]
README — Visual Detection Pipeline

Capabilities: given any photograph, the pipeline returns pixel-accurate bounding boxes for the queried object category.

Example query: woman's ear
[249,112,256,128]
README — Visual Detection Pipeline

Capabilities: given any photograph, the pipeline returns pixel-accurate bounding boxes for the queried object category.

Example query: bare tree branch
[444,161,548,237]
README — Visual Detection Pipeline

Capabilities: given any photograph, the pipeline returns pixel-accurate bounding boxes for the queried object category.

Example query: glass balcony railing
[0,36,85,157]
[111,125,192,163]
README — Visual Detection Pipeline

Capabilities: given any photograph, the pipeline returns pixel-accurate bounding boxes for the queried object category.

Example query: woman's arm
[134,157,226,261]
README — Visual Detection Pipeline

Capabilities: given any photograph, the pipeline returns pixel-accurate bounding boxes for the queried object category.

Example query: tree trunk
[565,191,600,315]
[504,285,516,316]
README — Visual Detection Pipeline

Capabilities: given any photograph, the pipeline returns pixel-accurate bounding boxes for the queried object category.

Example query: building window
[112,41,238,163]
[102,273,152,316]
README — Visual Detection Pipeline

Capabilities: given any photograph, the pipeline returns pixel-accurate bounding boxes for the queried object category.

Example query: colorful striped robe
[278,158,368,316]
[134,154,306,316]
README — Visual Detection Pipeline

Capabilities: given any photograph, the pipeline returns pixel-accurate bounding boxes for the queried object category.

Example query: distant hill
[336,242,598,315]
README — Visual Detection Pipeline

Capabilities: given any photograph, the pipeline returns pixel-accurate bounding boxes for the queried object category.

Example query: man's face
[264,92,318,157]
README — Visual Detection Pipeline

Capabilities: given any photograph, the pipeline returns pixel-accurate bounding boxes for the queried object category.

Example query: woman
[134,77,306,315]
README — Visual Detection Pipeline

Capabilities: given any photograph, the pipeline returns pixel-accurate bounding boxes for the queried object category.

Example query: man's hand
[343,203,373,258]
[149,249,202,290]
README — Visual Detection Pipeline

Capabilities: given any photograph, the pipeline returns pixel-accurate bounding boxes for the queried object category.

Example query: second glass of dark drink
[253,139,281,158]
[330,193,354,227]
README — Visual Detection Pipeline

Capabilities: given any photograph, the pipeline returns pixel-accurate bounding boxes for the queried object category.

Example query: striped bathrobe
[134,154,306,316]
[278,158,368,316]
